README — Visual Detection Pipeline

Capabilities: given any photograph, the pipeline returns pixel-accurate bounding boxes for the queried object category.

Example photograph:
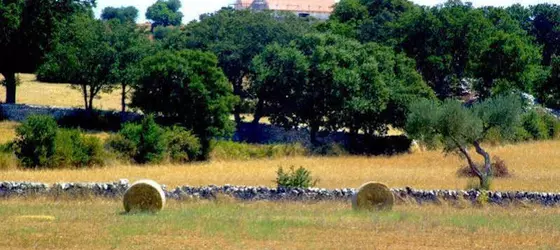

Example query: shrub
[54,129,105,168]
[511,126,532,142]
[164,126,201,163]
[106,134,136,161]
[458,156,511,178]
[276,166,318,188]
[135,116,166,164]
[522,110,550,140]
[14,115,59,168]
[108,115,166,164]
[211,141,307,161]
[542,113,560,139]
[483,127,504,146]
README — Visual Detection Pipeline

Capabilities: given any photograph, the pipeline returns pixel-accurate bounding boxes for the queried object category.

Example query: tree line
[1,0,560,161]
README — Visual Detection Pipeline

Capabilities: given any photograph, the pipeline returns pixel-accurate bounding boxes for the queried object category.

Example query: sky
[93,0,558,23]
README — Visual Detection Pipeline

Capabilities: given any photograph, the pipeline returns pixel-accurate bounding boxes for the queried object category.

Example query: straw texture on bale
[352,182,394,211]
[123,180,166,213]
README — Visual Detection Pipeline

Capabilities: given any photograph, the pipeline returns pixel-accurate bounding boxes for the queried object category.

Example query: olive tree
[405,94,523,189]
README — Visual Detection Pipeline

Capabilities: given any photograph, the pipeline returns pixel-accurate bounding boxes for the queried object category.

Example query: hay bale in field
[123,179,166,213]
[352,182,394,211]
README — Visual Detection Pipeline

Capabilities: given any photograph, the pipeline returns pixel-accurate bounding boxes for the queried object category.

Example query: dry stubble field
[2,76,560,249]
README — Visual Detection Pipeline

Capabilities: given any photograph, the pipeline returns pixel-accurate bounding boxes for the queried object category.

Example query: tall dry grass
[1,140,559,191]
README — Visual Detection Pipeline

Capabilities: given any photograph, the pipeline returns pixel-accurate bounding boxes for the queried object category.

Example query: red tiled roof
[265,0,335,13]
[235,0,335,13]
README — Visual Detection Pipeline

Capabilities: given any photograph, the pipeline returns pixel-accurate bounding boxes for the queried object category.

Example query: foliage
[109,116,166,164]
[146,0,183,30]
[521,110,550,140]
[211,141,307,161]
[473,31,542,98]
[252,33,434,142]
[521,109,560,140]
[13,115,58,168]
[276,166,318,189]
[164,126,201,163]
[177,9,312,124]
[36,14,116,110]
[131,50,237,160]
[106,133,137,162]
[101,6,139,23]
[406,94,524,188]
[104,19,152,113]
[12,115,104,168]
[537,56,560,109]
[0,0,94,103]
[53,129,105,168]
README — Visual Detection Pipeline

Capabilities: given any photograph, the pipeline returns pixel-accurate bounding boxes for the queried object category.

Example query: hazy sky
[93,0,558,23]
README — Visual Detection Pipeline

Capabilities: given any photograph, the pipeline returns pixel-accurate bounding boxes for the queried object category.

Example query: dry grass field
[1,140,559,192]
[0,74,123,110]
[1,199,560,249]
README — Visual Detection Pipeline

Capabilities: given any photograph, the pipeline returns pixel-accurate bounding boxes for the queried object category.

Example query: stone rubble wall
[2,180,560,206]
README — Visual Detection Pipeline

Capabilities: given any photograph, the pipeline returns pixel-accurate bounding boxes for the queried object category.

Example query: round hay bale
[123,179,166,213]
[352,182,394,211]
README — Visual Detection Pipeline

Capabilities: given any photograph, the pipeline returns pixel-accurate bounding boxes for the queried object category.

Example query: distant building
[233,0,335,20]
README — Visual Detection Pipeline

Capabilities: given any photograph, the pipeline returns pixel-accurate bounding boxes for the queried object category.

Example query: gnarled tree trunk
[473,140,492,189]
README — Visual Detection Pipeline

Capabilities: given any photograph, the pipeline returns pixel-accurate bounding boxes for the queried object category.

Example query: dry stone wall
[2,180,560,206]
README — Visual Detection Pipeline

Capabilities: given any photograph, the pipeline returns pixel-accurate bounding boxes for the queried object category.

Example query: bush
[106,134,136,161]
[276,166,318,188]
[54,129,105,168]
[511,126,532,142]
[522,110,551,140]
[458,156,511,178]
[164,126,201,163]
[542,113,560,139]
[14,115,59,168]
[483,127,504,146]
[108,115,166,164]
[211,141,307,161]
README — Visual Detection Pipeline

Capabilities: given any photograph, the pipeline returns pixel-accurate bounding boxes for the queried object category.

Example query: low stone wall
[2,180,560,206]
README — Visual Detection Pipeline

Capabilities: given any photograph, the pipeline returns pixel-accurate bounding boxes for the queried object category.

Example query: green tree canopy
[101,6,138,23]
[406,94,523,189]
[252,33,434,143]
[146,0,183,30]
[0,0,94,103]
[36,14,116,111]
[131,50,237,160]
[175,8,312,125]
